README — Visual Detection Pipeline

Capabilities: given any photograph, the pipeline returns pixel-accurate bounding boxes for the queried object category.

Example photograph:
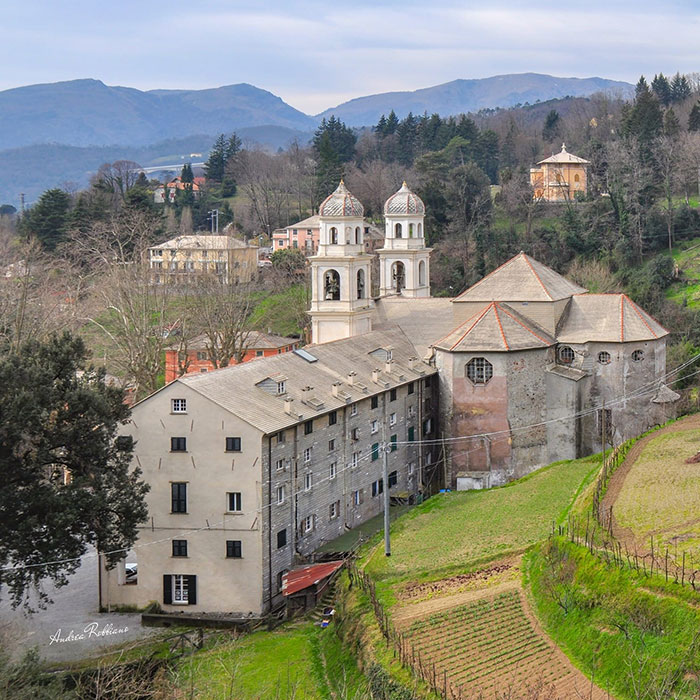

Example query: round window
[632,350,645,362]
[558,346,575,364]
[597,351,611,365]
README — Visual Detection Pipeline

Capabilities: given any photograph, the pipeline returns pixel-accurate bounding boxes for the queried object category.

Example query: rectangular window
[371,419,378,434]
[423,418,432,435]
[328,439,336,452]
[372,479,384,497]
[277,381,286,395]
[408,461,415,475]
[424,397,432,412]
[276,431,286,444]
[303,515,315,533]
[227,492,242,512]
[408,426,415,442]
[350,404,358,417]
[388,470,398,488]
[277,529,287,549]
[351,427,360,441]
[408,405,415,417]
[304,420,313,435]
[255,350,263,357]
[197,351,207,361]
[329,500,340,519]
[172,539,188,557]
[371,396,378,410]
[172,574,189,604]
[328,411,337,426]
[390,434,397,451]
[275,459,284,471]
[389,412,397,426]
[304,472,313,491]
[225,437,242,452]
[304,447,312,463]
[407,382,414,395]
[171,437,187,452]
[390,388,397,402]
[276,485,285,505]
[353,489,361,506]
[171,398,187,413]
[329,462,337,480]
[351,452,359,468]
[171,482,187,513]
[226,540,242,558]
[372,442,380,461]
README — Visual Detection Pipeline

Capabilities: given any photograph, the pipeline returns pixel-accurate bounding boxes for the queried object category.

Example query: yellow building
[147,234,258,285]
[530,144,589,202]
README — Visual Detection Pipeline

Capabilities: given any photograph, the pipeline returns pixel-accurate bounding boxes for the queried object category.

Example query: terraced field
[399,589,608,699]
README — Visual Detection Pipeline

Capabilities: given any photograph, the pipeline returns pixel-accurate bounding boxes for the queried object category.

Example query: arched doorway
[324,269,341,300]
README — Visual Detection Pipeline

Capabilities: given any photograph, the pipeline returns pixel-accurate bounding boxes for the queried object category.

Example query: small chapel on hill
[309,181,677,488]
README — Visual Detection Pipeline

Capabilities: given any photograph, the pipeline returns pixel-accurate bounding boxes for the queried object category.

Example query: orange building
[164,331,300,383]
[530,144,589,202]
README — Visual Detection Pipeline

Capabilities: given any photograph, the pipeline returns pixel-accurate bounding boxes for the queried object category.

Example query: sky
[3,0,700,114]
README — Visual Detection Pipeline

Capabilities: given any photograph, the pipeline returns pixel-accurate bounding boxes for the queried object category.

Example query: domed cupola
[319,180,364,218]
[384,182,425,216]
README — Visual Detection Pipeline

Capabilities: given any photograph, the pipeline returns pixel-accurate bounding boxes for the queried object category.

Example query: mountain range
[0,73,633,205]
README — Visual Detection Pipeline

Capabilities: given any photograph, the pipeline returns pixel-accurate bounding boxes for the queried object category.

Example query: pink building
[272,215,319,255]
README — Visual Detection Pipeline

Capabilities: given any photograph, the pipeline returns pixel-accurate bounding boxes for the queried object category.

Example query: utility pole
[207,209,219,234]
[382,420,391,557]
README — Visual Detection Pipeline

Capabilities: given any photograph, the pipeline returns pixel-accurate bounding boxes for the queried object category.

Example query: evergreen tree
[181,163,194,184]
[312,116,356,163]
[204,134,227,182]
[635,75,650,98]
[651,73,672,106]
[475,130,500,183]
[385,110,399,135]
[21,188,71,251]
[396,112,417,165]
[671,72,692,103]
[688,102,700,132]
[542,109,562,142]
[622,86,664,147]
[664,108,681,138]
[374,114,388,137]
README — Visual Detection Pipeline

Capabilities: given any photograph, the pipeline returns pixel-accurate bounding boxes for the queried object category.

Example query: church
[100,180,677,616]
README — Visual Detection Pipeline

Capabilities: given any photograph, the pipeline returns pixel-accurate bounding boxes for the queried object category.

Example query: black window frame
[407,382,414,395]
[172,539,188,557]
[227,491,242,512]
[226,540,242,558]
[171,482,187,513]
[277,529,287,549]
[171,436,187,452]
[388,470,398,488]
[371,396,378,410]
[389,388,397,402]
[304,419,313,435]
[372,479,384,497]
[328,411,337,426]
[225,436,242,452]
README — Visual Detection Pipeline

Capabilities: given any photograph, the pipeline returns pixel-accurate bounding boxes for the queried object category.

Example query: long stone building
[102,180,676,614]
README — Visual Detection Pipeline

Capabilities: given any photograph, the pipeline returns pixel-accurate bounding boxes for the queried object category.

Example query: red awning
[281,561,344,596]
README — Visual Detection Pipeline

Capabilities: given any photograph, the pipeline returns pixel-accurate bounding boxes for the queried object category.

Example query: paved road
[0,549,159,664]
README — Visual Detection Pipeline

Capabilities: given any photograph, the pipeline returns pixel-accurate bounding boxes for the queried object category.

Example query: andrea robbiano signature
[49,622,129,645]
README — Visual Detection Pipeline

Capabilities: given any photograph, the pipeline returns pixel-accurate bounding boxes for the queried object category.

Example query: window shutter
[187,575,197,605]
[163,575,172,604]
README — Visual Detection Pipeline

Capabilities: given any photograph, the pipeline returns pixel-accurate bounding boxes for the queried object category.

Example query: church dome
[384,182,425,216]
[319,181,364,217]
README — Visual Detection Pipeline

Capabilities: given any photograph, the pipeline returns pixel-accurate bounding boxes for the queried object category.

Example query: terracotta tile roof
[282,561,344,596]
[556,294,668,343]
[452,252,587,303]
[433,302,555,352]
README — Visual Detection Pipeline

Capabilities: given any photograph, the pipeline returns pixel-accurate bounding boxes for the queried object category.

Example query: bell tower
[309,181,373,344]
[378,182,431,298]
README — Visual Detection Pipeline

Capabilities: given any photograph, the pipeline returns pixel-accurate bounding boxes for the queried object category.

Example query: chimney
[408,356,417,371]
[331,382,342,398]
[372,368,381,383]
[347,371,357,386]
[384,359,393,374]
[284,398,295,416]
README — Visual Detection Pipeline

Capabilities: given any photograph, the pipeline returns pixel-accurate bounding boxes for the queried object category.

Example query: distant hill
[0,79,316,150]
[316,73,633,127]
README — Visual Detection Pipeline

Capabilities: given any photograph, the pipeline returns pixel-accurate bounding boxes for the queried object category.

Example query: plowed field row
[401,591,581,699]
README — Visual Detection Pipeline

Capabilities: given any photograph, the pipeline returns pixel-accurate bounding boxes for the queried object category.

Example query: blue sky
[3,1,700,114]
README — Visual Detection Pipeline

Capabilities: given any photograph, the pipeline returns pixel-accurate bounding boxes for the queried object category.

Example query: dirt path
[601,414,700,549]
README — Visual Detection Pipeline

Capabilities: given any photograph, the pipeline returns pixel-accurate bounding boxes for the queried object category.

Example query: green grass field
[174,622,367,700]
[364,455,601,589]
[614,431,700,553]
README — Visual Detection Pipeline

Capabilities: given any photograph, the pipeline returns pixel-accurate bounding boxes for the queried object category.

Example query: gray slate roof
[372,297,454,358]
[453,252,587,303]
[433,302,555,352]
[556,294,668,343]
[177,328,433,434]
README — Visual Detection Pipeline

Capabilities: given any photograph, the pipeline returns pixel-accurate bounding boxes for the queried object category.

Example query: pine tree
[542,109,562,142]
[651,73,672,106]
[635,75,650,98]
[204,134,227,182]
[385,110,399,135]
[664,108,681,138]
[374,114,388,137]
[688,102,700,131]
[21,189,71,251]
[671,73,692,103]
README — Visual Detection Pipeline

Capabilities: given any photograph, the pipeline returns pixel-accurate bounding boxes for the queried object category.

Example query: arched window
[330,227,338,245]
[574,174,580,183]
[466,357,493,385]
[324,269,341,301]
[417,223,423,237]
[558,346,575,364]
[395,223,402,238]
[345,226,352,243]
[391,262,405,293]
[355,226,361,244]
[408,223,414,238]
[419,260,426,287]
[357,269,365,299]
